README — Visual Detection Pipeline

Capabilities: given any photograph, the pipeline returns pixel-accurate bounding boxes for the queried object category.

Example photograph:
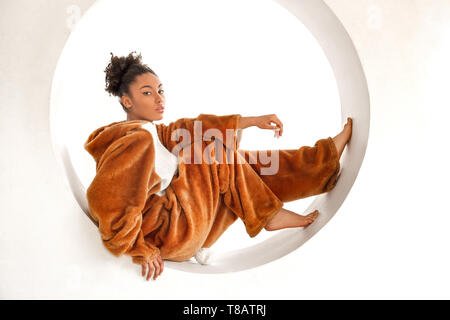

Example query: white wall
[1,0,449,299]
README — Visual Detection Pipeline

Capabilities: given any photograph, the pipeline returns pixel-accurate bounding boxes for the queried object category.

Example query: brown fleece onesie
[84,114,340,265]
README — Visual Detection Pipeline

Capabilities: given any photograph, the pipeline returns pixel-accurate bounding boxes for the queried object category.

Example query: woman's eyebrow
[140,83,163,89]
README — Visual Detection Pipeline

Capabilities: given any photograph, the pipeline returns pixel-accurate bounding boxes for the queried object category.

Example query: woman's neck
[126,114,152,123]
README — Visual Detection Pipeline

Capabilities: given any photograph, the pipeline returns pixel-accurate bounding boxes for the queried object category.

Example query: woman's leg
[261,118,353,231]
[201,118,353,240]
[238,117,352,203]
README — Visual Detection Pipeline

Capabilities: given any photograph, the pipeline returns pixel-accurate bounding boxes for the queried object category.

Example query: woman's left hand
[254,114,283,138]
[141,254,164,281]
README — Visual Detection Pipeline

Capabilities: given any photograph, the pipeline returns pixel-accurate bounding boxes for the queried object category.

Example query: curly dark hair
[104,51,158,112]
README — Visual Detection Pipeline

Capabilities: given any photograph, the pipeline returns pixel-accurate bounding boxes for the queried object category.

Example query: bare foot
[344,117,353,142]
[296,209,319,227]
[264,208,320,231]
[332,117,353,160]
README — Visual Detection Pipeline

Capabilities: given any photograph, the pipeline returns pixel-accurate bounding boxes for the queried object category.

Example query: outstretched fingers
[152,260,161,280]
[141,256,164,281]
[158,256,164,276]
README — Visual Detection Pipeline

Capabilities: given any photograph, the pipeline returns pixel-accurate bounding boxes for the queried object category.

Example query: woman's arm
[238,116,257,130]
[85,128,163,278]
[239,114,283,137]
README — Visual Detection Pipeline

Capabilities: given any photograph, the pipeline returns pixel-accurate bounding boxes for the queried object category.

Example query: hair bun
[104,51,144,97]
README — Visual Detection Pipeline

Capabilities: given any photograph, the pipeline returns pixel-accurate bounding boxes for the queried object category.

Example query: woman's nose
[156,93,164,102]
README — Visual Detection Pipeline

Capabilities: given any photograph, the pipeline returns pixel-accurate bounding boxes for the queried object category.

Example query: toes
[307,210,319,221]
[299,211,320,227]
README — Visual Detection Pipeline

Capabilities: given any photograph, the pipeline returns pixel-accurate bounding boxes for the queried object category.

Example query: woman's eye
[144,90,164,95]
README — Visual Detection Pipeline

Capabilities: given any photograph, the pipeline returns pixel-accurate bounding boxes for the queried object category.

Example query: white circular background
[50,0,369,273]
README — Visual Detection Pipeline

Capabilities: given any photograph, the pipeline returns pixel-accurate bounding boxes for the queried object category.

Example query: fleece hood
[84,119,148,164]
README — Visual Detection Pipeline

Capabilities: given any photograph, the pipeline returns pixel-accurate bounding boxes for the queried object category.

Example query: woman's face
[121,72,166,122]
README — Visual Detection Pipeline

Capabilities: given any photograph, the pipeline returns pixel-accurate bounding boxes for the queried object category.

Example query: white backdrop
[1,0,449,299]
[50,0,341,255]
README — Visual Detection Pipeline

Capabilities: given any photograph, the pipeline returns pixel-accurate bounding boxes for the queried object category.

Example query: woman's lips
[156,107,165,113]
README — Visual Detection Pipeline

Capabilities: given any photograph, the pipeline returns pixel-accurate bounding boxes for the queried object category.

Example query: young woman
[84,51,352,281]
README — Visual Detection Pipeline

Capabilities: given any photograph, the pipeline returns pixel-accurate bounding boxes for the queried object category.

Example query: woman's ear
[121,94,132,109]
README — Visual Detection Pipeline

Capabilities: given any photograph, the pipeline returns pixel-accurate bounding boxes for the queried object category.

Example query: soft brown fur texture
[84,114,340,265]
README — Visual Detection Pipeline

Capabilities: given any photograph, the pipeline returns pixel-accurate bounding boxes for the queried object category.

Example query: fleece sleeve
[86,128,162,265]
[195,113,241,140]
[155,113,243,155]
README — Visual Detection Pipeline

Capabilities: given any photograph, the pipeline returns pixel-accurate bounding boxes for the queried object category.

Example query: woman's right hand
[141,254,164,281]
[254,114,283,137]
